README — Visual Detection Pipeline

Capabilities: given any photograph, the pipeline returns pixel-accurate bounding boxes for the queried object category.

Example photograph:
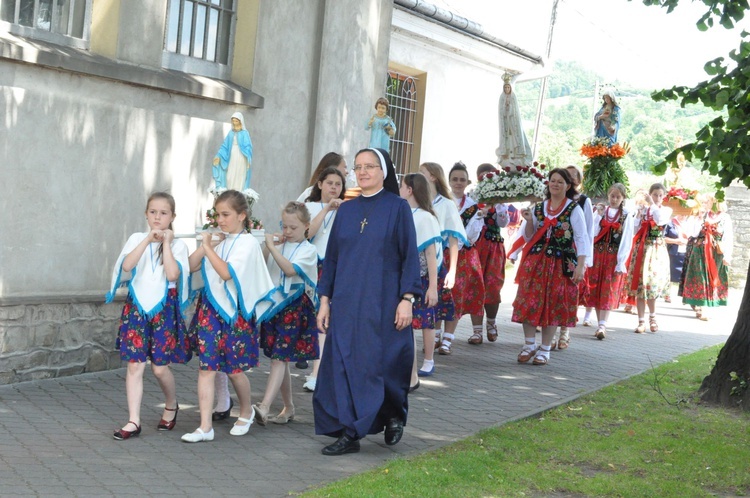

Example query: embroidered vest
[643,212,665,243]
[595,208,627,254]
[481,206,504,243]
[530,201,578,277]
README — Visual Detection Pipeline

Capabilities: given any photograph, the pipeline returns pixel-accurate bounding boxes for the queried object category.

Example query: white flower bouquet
[204,187,262,229]
[470,162,548,204]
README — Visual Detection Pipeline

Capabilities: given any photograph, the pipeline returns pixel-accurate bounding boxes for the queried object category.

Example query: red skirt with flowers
[450,246,485,317]
[435,249,456,322]
[678,237,728,307]
[512,252,579,327]
[188,294,259,373]
[583,242,624,310]
[116,288,191,365]
[412,274,437,330]
[260,294,319,362]
[475,237,506,306]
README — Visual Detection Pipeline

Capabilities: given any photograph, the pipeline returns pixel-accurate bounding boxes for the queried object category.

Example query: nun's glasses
[353,163,380,172]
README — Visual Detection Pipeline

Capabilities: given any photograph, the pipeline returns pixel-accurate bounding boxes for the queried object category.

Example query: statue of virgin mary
[495,73,532,169]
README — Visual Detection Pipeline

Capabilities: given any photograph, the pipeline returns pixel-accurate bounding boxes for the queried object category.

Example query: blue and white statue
[365,97,396,151]
[213,112,253,190]
[593,90,620,145]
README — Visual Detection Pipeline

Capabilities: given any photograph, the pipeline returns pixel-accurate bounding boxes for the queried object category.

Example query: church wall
[725,185,750,289]
[0,0,393,384]
[388,8,541,176]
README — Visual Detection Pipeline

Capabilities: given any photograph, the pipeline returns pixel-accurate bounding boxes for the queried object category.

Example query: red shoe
[113,421,141,441]
[157,404,179,431]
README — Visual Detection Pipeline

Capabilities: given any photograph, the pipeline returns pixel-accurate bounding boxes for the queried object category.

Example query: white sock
[598,320,606,327]
[583,310,592,322]
[487,318,496,326]
[524,339,536,348]
[472,325,482,334]
[214,372,231,412]
[420,359,434,371]
[442,333,454,345]
[434,332,441,343]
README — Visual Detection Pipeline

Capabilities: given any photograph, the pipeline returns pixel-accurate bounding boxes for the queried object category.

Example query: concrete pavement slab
[0,284,742,497]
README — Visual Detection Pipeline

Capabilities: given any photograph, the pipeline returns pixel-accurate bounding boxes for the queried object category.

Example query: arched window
[385,70,419,177]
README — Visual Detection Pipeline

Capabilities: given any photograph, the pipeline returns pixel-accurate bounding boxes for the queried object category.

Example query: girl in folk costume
[419,162,469,356]
[182,190,274,443]
[472,164,510,342]
[400,173,442,381]
[511,168,590,366]
[552,165,594,350]
[679,198,733,321]
[302,167,346,392]
[583,183,634,339]
[255,202,320,425]
[622,183,672,333]
[445,162,486,346]
[106,192,191,440]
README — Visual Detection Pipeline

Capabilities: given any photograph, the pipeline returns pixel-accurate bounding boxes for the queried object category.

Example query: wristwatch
[401,295,415,304]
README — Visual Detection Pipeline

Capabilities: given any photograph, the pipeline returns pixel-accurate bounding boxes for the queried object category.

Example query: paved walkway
[0,283,743,497]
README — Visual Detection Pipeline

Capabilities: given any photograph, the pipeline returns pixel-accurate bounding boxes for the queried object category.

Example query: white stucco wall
[389,8,542,177]
[0,0,393,301]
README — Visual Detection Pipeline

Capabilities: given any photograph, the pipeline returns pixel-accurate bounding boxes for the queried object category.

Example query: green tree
[639,0,750,410]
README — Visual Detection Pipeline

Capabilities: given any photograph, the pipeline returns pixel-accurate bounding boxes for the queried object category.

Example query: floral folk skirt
[260,294,319,362]
[512,252,579,327]
[583,244,624,310]
[435,249,456,322]
[678,239,728,307]
[450,246,485,317]
[412,274,437,330]
[117,289,191,365]
[622,239,670,304]
[188,294,259,373]
[475,237,506,306]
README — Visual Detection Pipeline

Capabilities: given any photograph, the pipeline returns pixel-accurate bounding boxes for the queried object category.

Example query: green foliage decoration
[641,0,750,200]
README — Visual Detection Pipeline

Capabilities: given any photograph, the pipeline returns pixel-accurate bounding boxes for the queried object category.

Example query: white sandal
[595,325,606,340]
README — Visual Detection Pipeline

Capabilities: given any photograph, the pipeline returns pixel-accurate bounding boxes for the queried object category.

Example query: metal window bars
[385,70,418,177]
[165,0,234,64]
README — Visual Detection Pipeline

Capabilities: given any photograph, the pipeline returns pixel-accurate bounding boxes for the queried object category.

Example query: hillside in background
[515,60,721,190]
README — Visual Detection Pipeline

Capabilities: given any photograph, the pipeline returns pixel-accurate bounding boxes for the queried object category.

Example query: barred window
[163,0,235,79]
[385,70,419,177]
[0,0,90,47]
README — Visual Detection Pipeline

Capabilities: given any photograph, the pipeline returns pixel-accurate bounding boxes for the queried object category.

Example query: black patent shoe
[113,421,141,441]
[321,433,360,456]
[384,417,404,446]
[212,398,234,421]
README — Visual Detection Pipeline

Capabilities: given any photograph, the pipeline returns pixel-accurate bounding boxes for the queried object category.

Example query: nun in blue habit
[313,148,422,456]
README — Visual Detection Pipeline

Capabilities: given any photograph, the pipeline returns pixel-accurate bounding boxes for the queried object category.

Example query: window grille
[164,0,234,65]
[1,0,89,45]
[385,71,418,177]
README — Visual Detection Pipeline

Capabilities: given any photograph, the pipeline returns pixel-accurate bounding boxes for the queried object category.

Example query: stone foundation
[726,185,749,288]
[0,301,122,384]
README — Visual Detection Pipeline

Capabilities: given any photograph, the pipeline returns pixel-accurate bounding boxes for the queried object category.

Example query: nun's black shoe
[212,398,234,421]
[384,417,404,446]
[321,433,360,456]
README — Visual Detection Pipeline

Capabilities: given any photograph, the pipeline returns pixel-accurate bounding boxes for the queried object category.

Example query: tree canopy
[636,0,750,410]
[641,0,750,199]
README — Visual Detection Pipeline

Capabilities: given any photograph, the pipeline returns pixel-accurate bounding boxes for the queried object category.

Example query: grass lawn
[303,344,750,497]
